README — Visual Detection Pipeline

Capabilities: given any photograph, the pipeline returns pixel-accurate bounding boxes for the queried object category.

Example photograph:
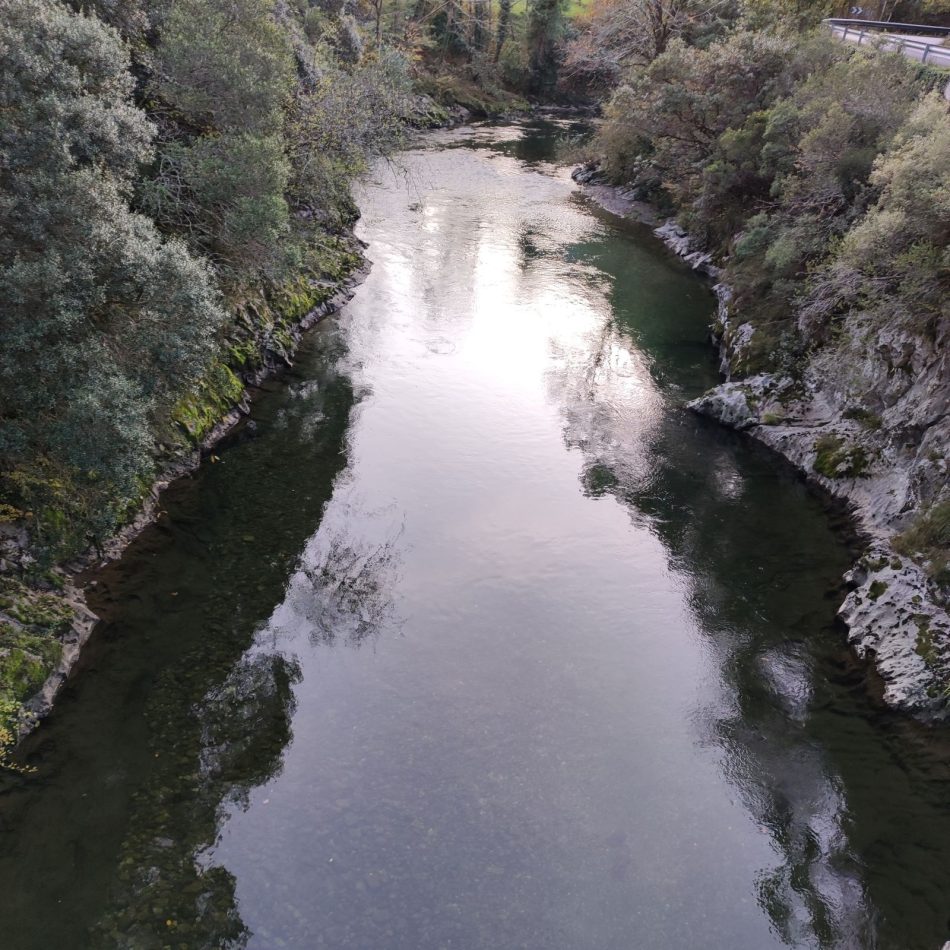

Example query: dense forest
[0,0,423,746]
[1,0,949,741]
[0,0,592,747]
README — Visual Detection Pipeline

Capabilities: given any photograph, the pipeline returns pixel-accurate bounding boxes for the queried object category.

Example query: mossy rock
[914,615,939,669]
[0,604,67,766]
[868,580,888,601]
[171,362,245,443]
[0,628,62,706]
[0,578,74,635]
[843,406,883,431]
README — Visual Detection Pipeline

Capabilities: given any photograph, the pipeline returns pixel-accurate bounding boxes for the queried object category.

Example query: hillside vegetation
[0,0,418,564]
[0,0,426,745]
[572,0,950,712]
[0,0,599,752]
[3,0,949,741]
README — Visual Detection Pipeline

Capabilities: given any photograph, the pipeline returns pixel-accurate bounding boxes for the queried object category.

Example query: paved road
[829,21,950,68]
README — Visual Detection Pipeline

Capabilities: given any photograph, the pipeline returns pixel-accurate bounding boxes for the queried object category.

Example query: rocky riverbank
[574,160,950,721]
[0,247,371,753]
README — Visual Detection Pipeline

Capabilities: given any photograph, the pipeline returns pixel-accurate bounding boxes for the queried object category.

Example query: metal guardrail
[824,18,950,68]
[825,18,950,37]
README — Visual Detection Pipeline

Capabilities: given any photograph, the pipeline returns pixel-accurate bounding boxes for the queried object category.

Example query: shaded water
[3,120,950,949]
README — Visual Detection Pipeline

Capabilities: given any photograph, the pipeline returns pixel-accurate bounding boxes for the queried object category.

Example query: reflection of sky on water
[204,126,880,949]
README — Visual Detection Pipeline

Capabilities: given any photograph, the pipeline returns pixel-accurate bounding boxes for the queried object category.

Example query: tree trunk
[495,0,511,61]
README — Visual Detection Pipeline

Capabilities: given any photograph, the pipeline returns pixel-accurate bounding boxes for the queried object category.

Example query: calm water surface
[3,121,950,950]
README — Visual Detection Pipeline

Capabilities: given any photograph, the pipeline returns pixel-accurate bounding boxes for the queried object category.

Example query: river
[3,119,950,950]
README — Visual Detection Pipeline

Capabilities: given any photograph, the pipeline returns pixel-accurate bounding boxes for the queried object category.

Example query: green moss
[226,338,261,371]
[914,615,938,669]
[868,580,888,601]
[762,410,785,426]
[171,361,245,443]
[731,322,790,376]
[0,578,74,635]
[0,595,68,766]
[0,637,60,702]
[813,434,870,479]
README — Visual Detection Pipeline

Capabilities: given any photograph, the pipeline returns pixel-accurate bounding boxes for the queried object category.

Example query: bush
[895,500,950,589]
[0,0,225,551]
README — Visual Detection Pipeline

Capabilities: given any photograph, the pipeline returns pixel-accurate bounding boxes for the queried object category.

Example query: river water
[3,120,950,950]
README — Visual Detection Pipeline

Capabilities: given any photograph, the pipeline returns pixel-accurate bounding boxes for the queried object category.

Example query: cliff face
[575,161,950,718]
[684,232,950,719]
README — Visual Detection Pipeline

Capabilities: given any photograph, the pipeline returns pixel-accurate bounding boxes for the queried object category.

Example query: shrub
[895,501,950,589]
[813,434,870,478]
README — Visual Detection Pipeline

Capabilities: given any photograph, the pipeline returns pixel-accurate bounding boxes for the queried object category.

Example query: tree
[495,0,512,61]
[563,0,739,88]
[0,0,224,546]
[144,0,296,279]
[527,0,567,93]
[802,93,950,340]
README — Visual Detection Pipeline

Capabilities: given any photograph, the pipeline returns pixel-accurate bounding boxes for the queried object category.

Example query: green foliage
[596,17,947,383]
[813,434,869,479]
[151,0,295,134]
[527,0,568,93]
[802,93,950,342]
[563,0,741,90]
[600,29,820,194]
[0,0,419,734]
[0,0,226,551]
[895,501,950,588]
[144,0,295,279]
[143,132,291,275]
[1,0,416,567]
[741,0,836,30]
[286,49,415,220]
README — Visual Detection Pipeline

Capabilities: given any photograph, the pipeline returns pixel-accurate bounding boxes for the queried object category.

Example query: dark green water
[3,120,950,950]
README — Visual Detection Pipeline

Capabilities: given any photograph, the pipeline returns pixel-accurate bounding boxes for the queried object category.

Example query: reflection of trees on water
[89,503,405,944]
[80,334,361,948]
[550,301,887,946]
[548,317,663,499]
[197,652,302,810]
[94,651,301,949]
[297,516,404,648]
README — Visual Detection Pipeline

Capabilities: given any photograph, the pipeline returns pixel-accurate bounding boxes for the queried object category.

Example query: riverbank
[574,160,950,721]
[0,103,569,759]
[0,241,371,754]
[6,120,907,950]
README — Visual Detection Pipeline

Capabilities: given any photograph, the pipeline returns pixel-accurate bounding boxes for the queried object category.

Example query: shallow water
[3,120,950,950]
